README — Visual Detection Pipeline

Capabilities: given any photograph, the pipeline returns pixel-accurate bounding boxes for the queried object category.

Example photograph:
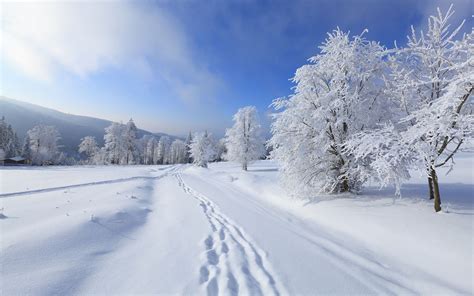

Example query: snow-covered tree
[185,132,193,163]
[189,131,217,168]
[152,139,161,164]
[27,124,61,165]
[78,136,99,164]
[216,138,227,162]
[170,139,187,164]
[224,106,265,170]
[21,135,32,164]
[269,28,389,196]
[122,119,139,164]
[156,136,171,164]
[104,122,125,164]
[143,136,156,165]
[0,117,20,157]
[92,148,108,165]
[348,6,473,212]
[397,7,472,212]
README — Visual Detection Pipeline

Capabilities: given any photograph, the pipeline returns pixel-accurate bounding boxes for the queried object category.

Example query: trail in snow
[175,173,286,296]
[200,174,418,294]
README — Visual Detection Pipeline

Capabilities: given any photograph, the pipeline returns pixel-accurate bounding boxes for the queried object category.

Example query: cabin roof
[1,156,25,161]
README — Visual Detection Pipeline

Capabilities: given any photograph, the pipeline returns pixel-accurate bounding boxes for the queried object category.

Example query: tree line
[79,119,229,166]
[0,109,264,169]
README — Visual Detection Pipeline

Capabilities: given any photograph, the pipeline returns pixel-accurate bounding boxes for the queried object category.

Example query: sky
[1,0,472,137]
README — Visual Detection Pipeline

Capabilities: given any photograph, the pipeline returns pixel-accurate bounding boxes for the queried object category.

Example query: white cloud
[1,1,221,102]
[414,0,471,33]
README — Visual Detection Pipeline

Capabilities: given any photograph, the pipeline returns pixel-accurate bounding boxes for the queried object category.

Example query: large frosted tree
[269,29,389,196]
[385,7,470,211]
[224,106,265,170]
[345,6,472,212]
[398,7,472,212]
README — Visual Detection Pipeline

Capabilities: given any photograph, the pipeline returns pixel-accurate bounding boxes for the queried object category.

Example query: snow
[1,158,472,294]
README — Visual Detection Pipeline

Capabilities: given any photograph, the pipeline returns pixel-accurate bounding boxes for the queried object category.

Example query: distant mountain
[0,97,175,156]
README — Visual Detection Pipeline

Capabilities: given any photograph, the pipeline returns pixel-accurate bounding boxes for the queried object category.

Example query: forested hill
[0,97,174,156]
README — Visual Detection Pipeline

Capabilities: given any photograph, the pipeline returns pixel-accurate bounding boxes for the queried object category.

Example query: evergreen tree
[185,131,193,163]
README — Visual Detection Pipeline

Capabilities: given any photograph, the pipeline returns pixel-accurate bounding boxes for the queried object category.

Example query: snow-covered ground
[1,159,472,295]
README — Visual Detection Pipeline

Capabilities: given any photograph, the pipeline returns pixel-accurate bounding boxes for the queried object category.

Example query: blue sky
[1,0,471,137]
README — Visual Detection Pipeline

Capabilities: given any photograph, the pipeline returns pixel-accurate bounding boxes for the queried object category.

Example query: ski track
[175,173,285,296]
[201,176,418,294]
[0,166,180,198]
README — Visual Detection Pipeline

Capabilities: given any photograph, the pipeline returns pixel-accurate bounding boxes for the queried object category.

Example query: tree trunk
[428,177,435,200]
[430,168,442,212]
[242,162,247,171]
[341,176,349,192]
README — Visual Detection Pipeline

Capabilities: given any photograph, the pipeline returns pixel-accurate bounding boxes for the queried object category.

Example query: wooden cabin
[1,156,26,166]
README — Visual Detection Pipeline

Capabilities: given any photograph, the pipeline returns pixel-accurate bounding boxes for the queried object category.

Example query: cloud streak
[1,1,221,102]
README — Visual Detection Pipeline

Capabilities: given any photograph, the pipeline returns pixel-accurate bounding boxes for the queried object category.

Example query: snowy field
[1,159,472,295]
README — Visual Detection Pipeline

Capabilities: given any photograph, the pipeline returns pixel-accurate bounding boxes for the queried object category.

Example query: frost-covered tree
[269,28,389,195]
[224,106,265,170]
[348,7,473,212]
[189,131,217,168]
[21,135,32,163]
[78,136,99,164]
[143,136,156,165]
[92,148,108,165]
[170,139,187,164]
[122,119,138,164]
[156,136,171,164]
[152,139,161,164]
[0,117,20,157]
[185,131,193,163]
[104,122,125,164]
[135,135,148,164]
[398,7,472,212]
[344,124,414,197]
[27,124,61,165]
[216,138,227,162]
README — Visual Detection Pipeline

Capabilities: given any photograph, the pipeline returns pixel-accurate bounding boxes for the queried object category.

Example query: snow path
[175,173,285,296]
[180,165,471,295]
